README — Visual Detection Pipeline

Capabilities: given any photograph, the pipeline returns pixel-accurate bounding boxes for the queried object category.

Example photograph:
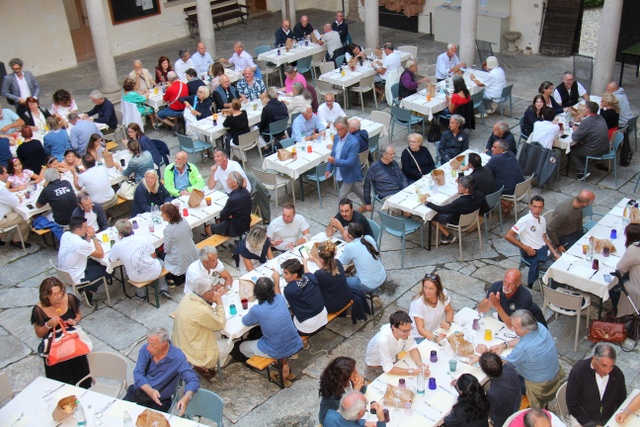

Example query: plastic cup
[102,233,109,243]
[183,208,189,217]
[383,409,390,422]
[449,359,457,372]
[610,229,617,239]
[132,219,138,229]
[205,197,212,206]
[582,244,589,255]
[241,298,249,310]
[484,329,493,341]
[154,87,159,95]
[428,377,437,390]
[148,222,155,233]
[398,378,406,388]
[603,247,610,257]
[592,259,599,270]
[229,304,237,315]
[430,350,438,363]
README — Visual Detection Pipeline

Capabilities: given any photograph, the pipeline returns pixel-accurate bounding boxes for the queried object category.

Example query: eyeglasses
[395,326,412,333]
[11,67,21,71]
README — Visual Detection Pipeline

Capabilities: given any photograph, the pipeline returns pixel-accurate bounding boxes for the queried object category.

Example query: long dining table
[257,42,326,67]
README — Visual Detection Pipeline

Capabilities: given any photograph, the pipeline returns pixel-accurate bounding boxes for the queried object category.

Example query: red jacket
[163,82,188,111]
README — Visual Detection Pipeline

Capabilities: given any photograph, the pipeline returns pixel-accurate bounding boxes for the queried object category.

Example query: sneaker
[372,296,384,309]
[440,234,457,244]
[134,293,146,301]
[577,172,591,181]
[160,290,171,299]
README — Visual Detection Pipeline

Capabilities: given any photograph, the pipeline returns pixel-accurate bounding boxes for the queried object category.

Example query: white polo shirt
[511,212,547,249]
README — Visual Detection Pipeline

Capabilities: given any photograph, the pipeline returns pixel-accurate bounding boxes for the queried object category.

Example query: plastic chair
[518,116,530,148]
[231,129,261,169]
[378,211,424,268]
[75,351,128,398]
[471,88,486,120]
[296,56,313,81]
[183,389,224,427]
[319,62,336,75]
[584,131,624,186]
[582,204,603,230]
[310,50,326,81]
[483,186,504,243]
[555,382,570,423]
[367,218,381,244]
[488,84,513,119]
[501,176,534,221]
[397,45,418,59]
[541,285,591,351]
[49,259,111,306]
[334,54,345,68]
[390,106,424,140]
[255,45,281,87]
[0,371,15,403]
[121,100,144,130]
[425,64,437,79]
[176,133,211,162]
[251,167,293,211]
[316,80,342,101]
[299,162,332,208]
[627,114,638,151]
[260,118,289,152]
[389,83,401,107]
[279,137,295,148]
[370,112,391,140]
[435,209,483,260]
[0,223,26,252]
[359,149,369,172]
[351,75,377,112]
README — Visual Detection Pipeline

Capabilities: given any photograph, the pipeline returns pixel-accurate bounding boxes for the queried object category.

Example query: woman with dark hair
[131,169,172,216]
[161,203,198,287]
[444,374,490,427]
[43,117,71,161]
[6,156,42,191]
[445,75,471,114]
[123,123,161,167]
[339,223,386,296]
[318,356,367,425]
[31,277,91,387]
[538,81,563,114]
[50,89,78,127]
[409,272,454,344]
[155,55,173,85]
[522,95,546,137]
[233,225,274,274]
[116,139,154,183]
[240,274,304,387]
[122,78,157,128]
[615,223,640,318]
[86,133,105,164]
[17,96,51,129]
[223,98,251,156]
[304,240,352,313]
[208,62,226,90]
[278,258,327,335]
[16,126,47,174]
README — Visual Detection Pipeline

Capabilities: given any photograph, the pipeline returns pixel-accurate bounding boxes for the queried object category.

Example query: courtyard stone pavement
[1,8,639,426]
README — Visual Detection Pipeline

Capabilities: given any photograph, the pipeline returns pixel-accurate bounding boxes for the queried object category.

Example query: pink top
[7,170,34,188]
[284,73,307,93]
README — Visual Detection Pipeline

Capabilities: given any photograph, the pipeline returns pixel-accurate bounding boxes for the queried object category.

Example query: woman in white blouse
[409,272,454,344]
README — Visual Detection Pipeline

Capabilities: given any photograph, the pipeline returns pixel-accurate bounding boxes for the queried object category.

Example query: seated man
[293,15,314,40]
[317,93,346,129]
[324,391,386,427]
[191,42,214,76]
[220,41,258,75]
[129,59,156,95]
[174,49,195,81]
[184,68,205,96]
[157,71,188,130]
[332,11,349,45]
[485,121,517,155]
[58,217,107,305]
[83,90,117,130]
[71,154,118,210]
[275,20,294,47]
[205,171,251,237]
[554,71,589,108]
[259,87,289,150]
[0,104,25,136]
[348,118,369,154]
[465,152,496,196]
[364,311,427,381]
[36,168,78,226]
[363,145,408,213]
[527,107,560,150]
[291,106,325,142]
[546,190,595,252]
[605,81,633,128]
[570,101,609,180]
[421,175,489,245]
[212,74,238,111]
[478,268,547,328]
[505,195,560,288]
[267,202,311,251]
[68,113,102,156]
[172,277,232,381]
[207,149,251,194]
[479,352,521,427]
[470,56,506,114]
[164,151,205,197]
[71,191,108,232]
[236,66,266,102]
[486,139,524,196]
[318,23,343,62]
[185,246,233,294]
[326,198,373,242]
[0,165,32,248]
[373,42,402,100]
[125,327,198,414]
[567,344,626,427]
[435,43,465,81]
[476,310,564,409]
[109,218,170,299]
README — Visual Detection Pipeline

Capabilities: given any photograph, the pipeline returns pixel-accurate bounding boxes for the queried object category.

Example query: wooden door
[253,0,267,10]
[539,0,584,56]
[64,0,96,62]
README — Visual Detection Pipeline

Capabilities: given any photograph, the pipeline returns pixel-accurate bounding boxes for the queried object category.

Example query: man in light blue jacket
[326,117,364,204]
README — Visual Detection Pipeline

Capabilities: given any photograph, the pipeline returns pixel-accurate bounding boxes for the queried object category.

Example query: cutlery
[101,399,116,413]
[566,263,573,271]
[438,385,456,396]
[42,383,65,398]
[414,409,436,422]
[493,335,507,342]
[10,412,24,426]
[589,270,598,280]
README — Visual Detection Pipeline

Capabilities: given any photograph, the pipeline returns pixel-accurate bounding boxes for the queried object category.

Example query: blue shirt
[292,114,324,142]
[0,108,19,129]
[191,51,214,75]
[333,134,348,181]
[43,129,71,161]
[133,341,199,400]
[236,78,266,101]
[173,166,191,192]
[339,235,386,289]
[70,119,102,156]
[324,409,386,427]
[505,322,559,383]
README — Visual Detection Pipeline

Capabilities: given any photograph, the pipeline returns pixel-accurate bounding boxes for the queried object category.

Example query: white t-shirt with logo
[511,212,546,249]
[109,235,161,282]
[58,232,95,283]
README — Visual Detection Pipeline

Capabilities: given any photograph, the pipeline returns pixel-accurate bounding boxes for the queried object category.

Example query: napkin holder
[431,169,445,186]
[427,83,436,99]
[277,149,293,161]
[449,154,465,170]
[52,395,77,422]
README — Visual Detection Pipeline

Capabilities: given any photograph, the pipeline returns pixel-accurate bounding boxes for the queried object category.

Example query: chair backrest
[280,137,295,148]
[289,112,301,126]
[476,39,494,65]
[390,83,400,101]
[457,209,479,228]
[296,56,312,73]
[367,218,381,244]
[471,88,485,109]
[513,176,534,200]
[519,116,529,138]
[50,258,78,286]
[379,210,408,233]
[121,100,144,129]
[115,109,124,126]
[541,285,583,312]
[269,117,289,135]
[628,115,638,132]
[176,133,195,150]
[610,131,624,153]
[319,62,336,75]
[500,84,513,100]
[358,149,368,167]
[87,351,128,386]
[397,45,418,59]
[457,101,475,130]
[334,54,345,67]
[311,50,326,65]
[316,79,336,95]
[391,105,411,122]
[573,54,594,93]
[256,59,269,74]
[555,382,569,421]
[484,186,504,213]
[358,74,375,89]
[368,133,380,153]
[237,129,259,149]
[425,63,436,77]
[0,371,13,403]
[183,388,224,426]
[370,111,391,133]
[254,45,272,56]
[251,167,277,186]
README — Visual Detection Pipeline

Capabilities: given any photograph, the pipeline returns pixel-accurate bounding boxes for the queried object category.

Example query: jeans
[157,108,184,120]
[81,259,109,292]
[522,245,550,286]
[346,276,376,294]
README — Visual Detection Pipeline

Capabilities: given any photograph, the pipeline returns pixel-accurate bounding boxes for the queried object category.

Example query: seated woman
[45,155,74,183]
[278,258,328,336]
[445,76,471,115]
[18,96,51,130]
[6,157,43,192]
[398,60,430,99]
[240,274,304,387]
[538,81,563,115]
[122,78,157,129]
[155,55,173,86]
[43,117,71,161]
[223,99,250,157]
[161,203,198,287]
[444,374,490,427]
[339,223,386,299]
[318,356,368,425]
[438,114,468,163]
[124,123,162,168]
[233,225,274,274]
[61,149,82,174]
[116,140,154,183]
[131,169,172,217]
[281,65,307,95]
[208,62,226,91]
[303,240,352,313]
[401,133,435,184]
[600,93,620,141]
[522,95,546,137]
[50,89,78,127]
[284,82,312,115]
[409,272,453,344]
[180,85,213,128]
[615,223,640,318]
[16,126,47,174]
[85,133,105,165]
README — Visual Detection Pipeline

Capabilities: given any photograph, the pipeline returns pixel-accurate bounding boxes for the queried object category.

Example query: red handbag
[588,319,627,343]
[46,322,91,366]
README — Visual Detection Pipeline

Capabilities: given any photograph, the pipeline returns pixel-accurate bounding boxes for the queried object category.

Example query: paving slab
[0,288,40,309]
[81,306,147,352]
[0,307,41,352]
[0,334,32,370]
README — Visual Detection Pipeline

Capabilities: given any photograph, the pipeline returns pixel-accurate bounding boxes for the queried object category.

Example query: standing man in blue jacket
[326,117,365,205]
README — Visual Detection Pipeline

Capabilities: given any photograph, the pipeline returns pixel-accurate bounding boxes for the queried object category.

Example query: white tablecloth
[257,42,326,67]
[604,388,640,427]
[188,103,263,143]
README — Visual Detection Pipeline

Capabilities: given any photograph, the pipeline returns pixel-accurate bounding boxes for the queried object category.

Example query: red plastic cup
[183,208,189,217]
[241,298,249,310]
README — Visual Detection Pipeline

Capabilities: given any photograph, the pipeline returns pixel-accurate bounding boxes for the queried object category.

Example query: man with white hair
[317,93,346,128]
[291,106,325,142]
[172,277,232,381]
[267,202,311,251]
[207,148,251,194]
[485,121,517,155]
[435,43,465,80]
[156,71,188,129]
[129,59,156,94]
[324,391,386,427]
[348,118,369,154]
[0,165,32,248]
[204,171,252,237]
[174,49,195,81]
[185,246,233,294]
[83,90,117,130]
[470,56,506,114]
[191,42,214,75]
[220,41,258,75]
[236,66,266,102]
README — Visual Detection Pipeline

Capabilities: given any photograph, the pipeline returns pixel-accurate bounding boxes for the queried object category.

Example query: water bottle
[74,400,87,426]
[586,240,594,262]
[123,410,133,427]
[416,369,425,395]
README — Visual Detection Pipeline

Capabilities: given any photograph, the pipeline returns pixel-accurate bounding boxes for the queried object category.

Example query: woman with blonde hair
[409,272,454,344]
[600,93,620,140]
[131,169,172,216]
[233,225,274,274]
[401,133,435,184]
[304,240,352,313]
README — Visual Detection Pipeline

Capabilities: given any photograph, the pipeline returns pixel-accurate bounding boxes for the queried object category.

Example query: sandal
[269,372,292,387]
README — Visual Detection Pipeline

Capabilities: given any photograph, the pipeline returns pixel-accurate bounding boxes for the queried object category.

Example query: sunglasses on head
[424,273,439,281]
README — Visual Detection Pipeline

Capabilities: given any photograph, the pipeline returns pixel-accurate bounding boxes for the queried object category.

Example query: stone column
[84,0,119,98]
[282,0,296,24]
[459,0,478,67]
[592,0,623,95]
[196,0,216,57]
[365,0,379,51]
